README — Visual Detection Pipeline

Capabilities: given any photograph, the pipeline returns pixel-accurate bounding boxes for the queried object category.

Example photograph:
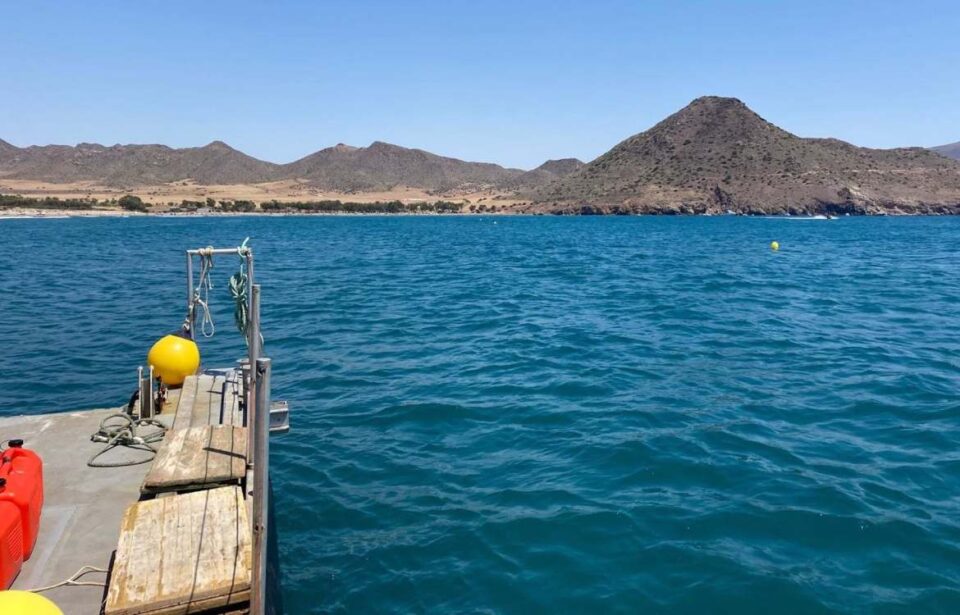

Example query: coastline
[2,207,958,219]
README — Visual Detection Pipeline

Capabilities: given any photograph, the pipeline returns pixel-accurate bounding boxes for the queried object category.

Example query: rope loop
[88,412,168,467]
[185,239,259,347]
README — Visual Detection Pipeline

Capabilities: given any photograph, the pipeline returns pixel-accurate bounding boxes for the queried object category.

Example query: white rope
[184,239,258,346]
[193,246,216,338]
[27,565,108,593]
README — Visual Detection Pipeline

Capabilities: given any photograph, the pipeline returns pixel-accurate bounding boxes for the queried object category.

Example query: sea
[1,215,958,613]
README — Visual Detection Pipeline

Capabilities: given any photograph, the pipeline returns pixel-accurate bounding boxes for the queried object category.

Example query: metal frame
[250,355,271,615]
[184,245,269,615]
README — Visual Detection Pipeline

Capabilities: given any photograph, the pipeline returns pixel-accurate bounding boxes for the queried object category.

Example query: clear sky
[2,0,958,169]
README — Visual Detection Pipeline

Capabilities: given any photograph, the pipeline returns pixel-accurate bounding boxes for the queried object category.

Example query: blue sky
[2,0,958,169]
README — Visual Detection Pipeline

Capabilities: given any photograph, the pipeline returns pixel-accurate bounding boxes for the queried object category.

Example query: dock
[6,243,284,615]
[5,408,159,614]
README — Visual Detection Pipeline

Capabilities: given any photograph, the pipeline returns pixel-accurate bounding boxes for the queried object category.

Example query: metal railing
[250,354,271,614]
[185,246,270,615]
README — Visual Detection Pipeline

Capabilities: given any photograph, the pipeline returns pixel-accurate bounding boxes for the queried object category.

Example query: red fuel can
[0,501,23,589]
[0,440,43,560]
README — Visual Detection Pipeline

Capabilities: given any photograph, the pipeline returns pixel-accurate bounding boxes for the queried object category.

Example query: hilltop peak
[367,140,405,152]
[534,158,585,175]
[332,143,356,151]
[667,96,768,127]
[685,95,748,108]
[202,140,235,151]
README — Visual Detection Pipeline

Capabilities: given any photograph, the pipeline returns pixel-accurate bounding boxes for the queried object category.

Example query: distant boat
[757,214,836,220]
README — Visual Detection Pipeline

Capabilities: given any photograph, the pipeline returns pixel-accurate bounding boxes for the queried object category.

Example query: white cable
[27,565,108,593]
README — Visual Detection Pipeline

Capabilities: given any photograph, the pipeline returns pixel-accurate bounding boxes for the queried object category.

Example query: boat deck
[5,408,164,614]
[5,371,253,615]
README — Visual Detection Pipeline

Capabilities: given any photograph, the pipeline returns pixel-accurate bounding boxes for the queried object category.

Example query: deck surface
[5,408,171,615]
[172,373,243,429]
[5,369,253,615]
[142,425,247,494]
[104,486,252,615]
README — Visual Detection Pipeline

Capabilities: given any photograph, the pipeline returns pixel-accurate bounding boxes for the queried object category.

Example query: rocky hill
[0,140,282,186]
[529,97,960,215]
[0,137,537,193]
[282,141,524,192]
[931,141,960,161]
[4,101,960,214]
[501,158,585,189]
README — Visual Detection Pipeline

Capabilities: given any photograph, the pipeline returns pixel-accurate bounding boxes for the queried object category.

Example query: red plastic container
[0,440,43,560]
[0,500,23,589]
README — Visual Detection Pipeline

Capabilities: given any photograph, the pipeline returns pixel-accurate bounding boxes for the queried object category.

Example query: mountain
[510,158,585,187]
[283,141,523,192]
[931,141,960,161]
[531,97,960,215]
[0,140,280,186]
[0,138,529,192]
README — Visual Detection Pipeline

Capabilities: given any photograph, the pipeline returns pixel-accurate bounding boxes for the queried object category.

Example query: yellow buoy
[770,241,780,251]
[0,591,64,615]
[147,333,200,386]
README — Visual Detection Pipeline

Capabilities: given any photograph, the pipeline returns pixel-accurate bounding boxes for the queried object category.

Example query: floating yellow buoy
[0,591,64,615]
[770,241,780,251]
[147,333,200,386]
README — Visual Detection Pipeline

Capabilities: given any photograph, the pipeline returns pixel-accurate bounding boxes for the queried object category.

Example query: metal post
[247,251,257,356]
[247,284,261,465]
[246,252,258,427]
[250,357,271,615]
[137,366,144,418]
[186,251,194,336]
[147,365,155,418]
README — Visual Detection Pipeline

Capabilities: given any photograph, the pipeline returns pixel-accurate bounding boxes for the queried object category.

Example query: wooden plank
[175,374,234,429]
[190,374,220,427]
[143,426,247,493]
[171,376,199,430]
[105,486,252,615]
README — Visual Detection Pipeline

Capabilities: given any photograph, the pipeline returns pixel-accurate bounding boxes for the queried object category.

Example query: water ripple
[1,216,960,613]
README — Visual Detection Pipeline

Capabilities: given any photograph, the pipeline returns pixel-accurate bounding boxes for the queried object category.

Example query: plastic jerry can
[0,500,23,589]
[0,440,43,560]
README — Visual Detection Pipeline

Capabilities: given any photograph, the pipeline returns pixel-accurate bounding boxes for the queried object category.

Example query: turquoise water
[1,216,959,613]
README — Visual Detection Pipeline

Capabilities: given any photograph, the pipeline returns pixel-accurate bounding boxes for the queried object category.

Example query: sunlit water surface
[1,215,958,613]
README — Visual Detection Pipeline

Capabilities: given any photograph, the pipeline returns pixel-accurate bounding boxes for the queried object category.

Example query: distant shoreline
[2,207,957,219]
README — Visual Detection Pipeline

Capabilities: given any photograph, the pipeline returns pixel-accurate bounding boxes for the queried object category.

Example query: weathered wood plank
[171,376,199,430]
[175,374,237,429]
[190,374,219,427]
[105,486,251,615]
[143,426,247,493]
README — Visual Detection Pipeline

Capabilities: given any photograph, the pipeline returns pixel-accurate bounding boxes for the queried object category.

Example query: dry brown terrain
[527,97,960,215]
[0,178,525,206]
[4,97,960,216]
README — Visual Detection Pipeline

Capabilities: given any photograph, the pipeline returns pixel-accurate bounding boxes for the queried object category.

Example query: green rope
[186,238,259,347]
[229,237,262,348]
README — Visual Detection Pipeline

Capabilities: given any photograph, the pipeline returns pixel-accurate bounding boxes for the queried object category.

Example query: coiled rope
[229,238,262,348]
[88,413,168,468]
